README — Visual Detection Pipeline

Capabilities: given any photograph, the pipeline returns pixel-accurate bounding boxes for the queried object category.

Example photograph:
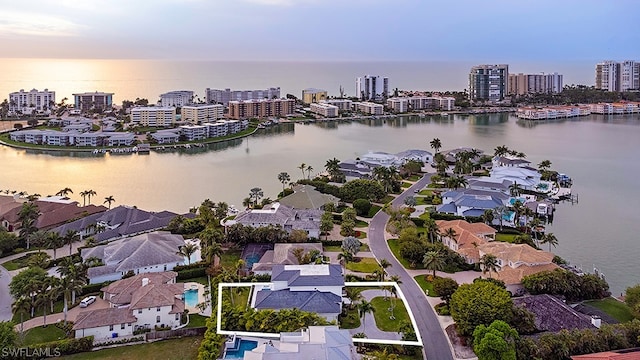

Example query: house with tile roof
[278,185,339,210]
[81,231,186,284]
[252,243,324,275]
[229,203,322,238]
[488,166,541,191]
[251,264,344,322]
[437,220,558,290]
[438,188,509,217]
[73,271,185,340]
[241,326,358,360]
[50,205,181,243]
[513,294,597,335]
[571,348,640,360]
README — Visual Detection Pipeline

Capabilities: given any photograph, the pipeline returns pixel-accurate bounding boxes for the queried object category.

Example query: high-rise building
[228,99,295,119]
[595,60,639,92]
[508,73,563,96]
[159,90,194,107]
[205,87,281,106]
[130,107,176,127]
[181,104,224,124]
[355,75,389,101]
[469,65,509,102]
[301,88,327,104]
[9,88,56,115]
[73,92,114,112]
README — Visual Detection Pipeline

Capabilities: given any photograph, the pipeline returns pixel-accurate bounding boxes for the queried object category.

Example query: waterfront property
[323,99,353,111]
[355,75,389,101]
[469,64,509,102]
[353,101,383,115]
[74,271,185,340]
[310,102,339,118]
[181,104,224,124]
[159,90,194,107]
[81,231,186,284]
[386,96,455,113]
[302,88,327,104]
[277,185,339,210]
[595,60,639,92]
[8,88,55,115]
[228,202,323,238]
[513,294,599,333]
[130,106,176,127]
[73,91,114,112]
[250,264,344,322]
[250,243,324,275]
[205,87,281,106]
[508,72,563,96]
[338,149,432,179]
[228,99,295,120]
[438,188,509,217]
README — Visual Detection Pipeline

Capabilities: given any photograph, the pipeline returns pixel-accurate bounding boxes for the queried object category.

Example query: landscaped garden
[339,308,361,329]
[370,296,410,332]
[65,336,204,360]
[20,325,68,346]
[413,275,439,297]
[345,258,380,273]
[584,298,635,323]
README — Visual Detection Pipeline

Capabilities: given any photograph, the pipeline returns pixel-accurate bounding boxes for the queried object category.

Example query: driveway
[17,297,110,332]
[0,266,12,321]
[348,289,402,341]
[368,172,455,360]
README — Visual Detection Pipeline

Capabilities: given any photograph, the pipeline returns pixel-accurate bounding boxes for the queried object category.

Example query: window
[157,307,161,312]
[138,309,142,314]
[175,314,179,321]
[121,323,125,330]
[109,325,113,331]
[156,316,161,323]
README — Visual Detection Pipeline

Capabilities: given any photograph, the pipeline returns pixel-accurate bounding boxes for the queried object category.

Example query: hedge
[82,281,113,295]
[174,262,207,271]
[411,218,425,227]
[23,336,93,358]
[177,267,207,280]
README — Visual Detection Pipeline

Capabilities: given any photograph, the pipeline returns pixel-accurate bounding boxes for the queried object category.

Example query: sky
[0,0,638,61]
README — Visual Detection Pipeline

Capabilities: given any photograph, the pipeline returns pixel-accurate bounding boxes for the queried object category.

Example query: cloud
[242,0,315,6]
[0,11,82,37]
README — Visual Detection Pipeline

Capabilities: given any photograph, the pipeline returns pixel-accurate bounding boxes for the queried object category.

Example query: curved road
[369,173,454,360]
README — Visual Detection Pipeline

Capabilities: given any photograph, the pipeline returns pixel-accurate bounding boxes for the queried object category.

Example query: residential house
[488,166,542,191]
[251,264,344,322]
[437,188,509,218]
[252,243,324,275]
[73,271,185,340]
[240,326,358,360]
[80,231,186,284]
[571,348,640,360]
[230,203,323,238]
[0,198,106,232]
[278,185,339,210]
[513,294,597,334]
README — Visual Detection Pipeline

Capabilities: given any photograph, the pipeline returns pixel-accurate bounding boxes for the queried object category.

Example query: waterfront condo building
[9,88,56,115]
[387,96,456,113]
[469,64,509,102]
[596,60,640,92]
[310,102,339,118]
[353,102,383,115]
[355,75,389,101]
[181,104,224,124]
[130,107,176,127]
[159,90,194,107]
[302,88,328,104]
[508,73,563,96]
[73,92,114,112]
[205,87,281,106]
[324,99,352,111]
[228,99,295,119]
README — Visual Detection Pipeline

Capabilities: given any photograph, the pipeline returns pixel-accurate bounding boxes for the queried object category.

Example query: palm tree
[84,189,97,205]
[482,209,494,226]
[443,227,457,243]
[480,253,501,279]
[494,145,510,157]
[46,232,64,260]
[540,232,559,252]
[56,187,73,198]
[345,287,363,309]
[29,230,49,252]
[277,172,291,193]
[494,206,507,231]
[425,218,440,243]
[177,243,200,265]
[64,229,79,256]
[306,165,314,180]
[325,158,341,180]
[422,251,445,277]
[27,252,51,269]
[12,297,31,335]
[249,187,264,207]
[59,276,72,325]
[298,163,307,180]
[103,195,115,209]
[537,160,552,172]
[242,197,252,209]
[337,250,353,265]
[379,258,392,282]
[430,138,442,153]
[509,182,522,197]
[79,191,88,206]
[358,299,374,328]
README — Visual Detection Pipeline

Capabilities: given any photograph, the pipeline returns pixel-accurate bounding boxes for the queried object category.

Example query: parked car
[79,296,96,308]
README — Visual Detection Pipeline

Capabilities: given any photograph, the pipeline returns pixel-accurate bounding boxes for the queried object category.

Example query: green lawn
[180,276,209,286]
[1,252,50,271]
[413,275,439,297]
[407,175,421,181]
[339,308,361,329]
[186,314,209,328]
[222,287,250,309]
[355,220,369,228]
[323,244,370,252]
[585,298,636,323]
[495,233,518,243]
[414,197,431,206]
[379,195,396,204]
[387,239,423,269]
[12,300,66,323]
[346,258,380,273]
[219,250,241,268]
[401,182,412,188]
[370,296,410,332]
[363,205,382,218]
[65,336,204,360]
[418,190,433,196]
[21,325,68,345]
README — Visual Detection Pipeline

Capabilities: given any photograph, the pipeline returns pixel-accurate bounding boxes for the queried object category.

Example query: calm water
[1,113,639,295]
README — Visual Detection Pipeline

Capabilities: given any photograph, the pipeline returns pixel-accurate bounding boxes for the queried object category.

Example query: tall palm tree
[306,166,314,180]
[379,258,392,283]
[249,187,264,207]
[177,243,200,265]
[84,190,97,205]
[482,209,494,226]
[537,160,552,172]
[59,276,72,325]
[242,197,252,209]
[423,251,445,277]
[103,195,115,209]
[345,287,363,309]
[12,297,31,335]
[56,188,73,198]
[358,299,374,329]
[298,163,307,180]
[480,254,501,279]
[29,230,49,252]
[325,158,341,179]
[46,232,65,260]
[443,227,457,243]
[64,229,79,256]
[277,172,291,193]
[79,191,88,206]
[337,250,353,265]
[494,145,510,157]
[540,232,559,252]
[430,138,442,153]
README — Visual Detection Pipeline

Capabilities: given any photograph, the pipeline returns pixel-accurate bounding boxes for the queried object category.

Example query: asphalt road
[0,265,13,321]
[368,173,454,360]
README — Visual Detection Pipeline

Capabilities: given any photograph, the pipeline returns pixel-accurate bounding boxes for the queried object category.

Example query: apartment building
[469,64,509,102]
[73,92,114,112]
[9,88,56,115]
[355,75,389,101]
[310,102,338,117]
[205,87,281,106]
[302,88,327,104]
[159,90,194,107]
[324,99,352,111]
[228,99,295,119]
[130,107,176,127]
[181,104,224,124]
[179,125,207,141]
[595,61,639,92]
[353,102,383,115]
[508,73,563,96]
[386,96,456,113]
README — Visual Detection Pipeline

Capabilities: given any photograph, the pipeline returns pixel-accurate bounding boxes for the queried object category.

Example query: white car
[79,296,96,308]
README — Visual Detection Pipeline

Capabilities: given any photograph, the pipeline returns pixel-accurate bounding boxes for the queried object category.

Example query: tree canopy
[450,280,514,337]
[473,320,518,360]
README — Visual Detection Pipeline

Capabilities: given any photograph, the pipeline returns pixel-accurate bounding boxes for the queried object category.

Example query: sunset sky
[1,0,638,61]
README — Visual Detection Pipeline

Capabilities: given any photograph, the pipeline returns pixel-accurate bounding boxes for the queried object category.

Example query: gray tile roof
[252,243,323,272]
[271,264,344,287]
[102,271,178,305]
[254,289,341,314]
[278,185,339,210]
[73,308,137,330]
[513,294,595,333]
[234,203,322,233]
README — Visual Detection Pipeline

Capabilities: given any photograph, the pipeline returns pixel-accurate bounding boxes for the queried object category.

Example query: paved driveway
[17,297,110,332]
[348,290,402,341]
[368,173,455,360]
[0,266,13,321]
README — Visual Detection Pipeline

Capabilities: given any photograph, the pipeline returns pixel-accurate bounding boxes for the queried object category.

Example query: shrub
[177,267,207,280]
[353,199,372,216]
[26,336,93,356]
[94,336,145,347]
[174,262,207,271]
[434,302,450,316]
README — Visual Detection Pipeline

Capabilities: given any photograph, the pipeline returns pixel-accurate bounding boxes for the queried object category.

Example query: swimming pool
[184,289,198,307]
[225,339,258,359]
[509,197,526,205]
[244,254,261,269]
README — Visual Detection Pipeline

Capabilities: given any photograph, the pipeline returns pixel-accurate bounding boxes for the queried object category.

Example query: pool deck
[184,281,207,314]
